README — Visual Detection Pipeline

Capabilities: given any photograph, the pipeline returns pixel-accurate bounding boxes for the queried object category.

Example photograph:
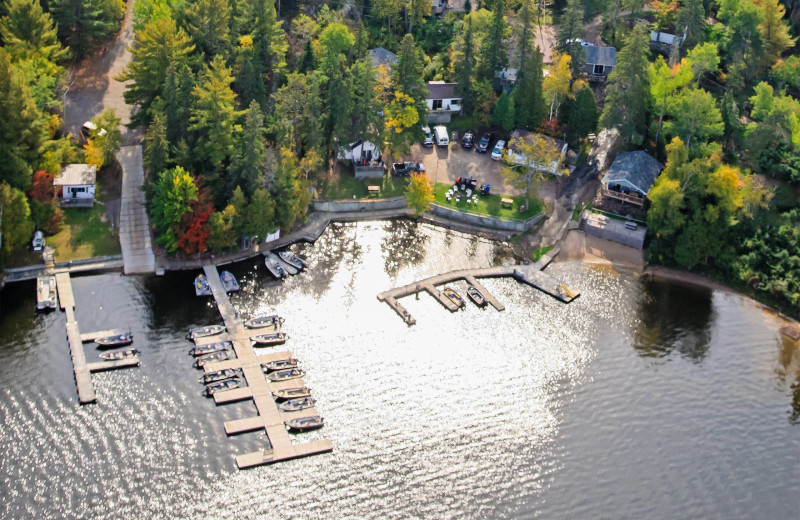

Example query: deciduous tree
[149,166,198,253]
[406,172,434,216]
[501,133,566,209]
[0,181,34,257]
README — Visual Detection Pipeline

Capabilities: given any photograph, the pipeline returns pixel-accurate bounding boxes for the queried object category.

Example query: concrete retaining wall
[430,203,544,232]
[313,197,408,213]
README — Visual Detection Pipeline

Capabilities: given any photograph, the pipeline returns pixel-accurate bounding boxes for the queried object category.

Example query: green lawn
[49,204,120,261]
[317,172,409,199]
[433,183,542,220]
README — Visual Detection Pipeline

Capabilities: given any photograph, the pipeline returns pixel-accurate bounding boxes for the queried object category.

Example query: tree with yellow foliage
[543,52,572,123]
[406,172,434,217]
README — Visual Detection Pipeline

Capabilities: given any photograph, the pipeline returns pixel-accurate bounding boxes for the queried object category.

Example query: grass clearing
[49,204,120,261]
[316,171,409,200]
[433,182,542,220]
[533,245,555,262]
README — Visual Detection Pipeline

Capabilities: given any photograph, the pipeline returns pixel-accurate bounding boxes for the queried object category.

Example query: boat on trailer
[95,334,134,349]
[204,378,241,397]
[198,368,241,384]
[219,271,240,293]
[245,314,285,329]
[466,285,487,307]
[442,286,465,309]
[251,332,289,346]
[273,386,312,401]
[286,415,324,432]
[36,275,58,311]
[189,341,231,357]
[194,274,211,296]
[193,350,235,368]
[278,251,307,270]
[266,367,304,382]
[278,396,316,412]
[186,325,226,340]
[262,358,298,372]
[264,253,288,279]
[99,349,139,360]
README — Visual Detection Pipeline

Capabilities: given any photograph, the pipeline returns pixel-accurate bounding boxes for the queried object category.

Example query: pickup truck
[392,161,426,176]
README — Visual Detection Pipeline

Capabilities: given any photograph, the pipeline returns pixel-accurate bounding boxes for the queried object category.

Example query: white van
[433,125,449,147]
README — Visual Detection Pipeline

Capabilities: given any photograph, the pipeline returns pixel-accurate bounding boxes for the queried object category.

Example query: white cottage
[55,164,96,207]
[426,81,462,123]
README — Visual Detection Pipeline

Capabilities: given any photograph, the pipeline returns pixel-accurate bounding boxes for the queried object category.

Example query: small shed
[583,44,617,81]
[650,31,684,55]
[601,151,663,207]
[369,47,397,74]
[55,164,96,207]
[338,140,385,179]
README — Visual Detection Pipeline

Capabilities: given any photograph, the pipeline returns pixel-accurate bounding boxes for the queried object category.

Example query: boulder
[586,128,624,174]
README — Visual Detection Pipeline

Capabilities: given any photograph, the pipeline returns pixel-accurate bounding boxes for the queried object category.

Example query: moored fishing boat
[193,350,235,368]
[219,271,240,293]
[251,332,288,346]
[198,368,241,384]
[203,378,241,397]
[275,254,298,276]
[99,348,139,360]
[189,341,231,357]
[266,367,304,382]
[285,415,324,432]
[442,286,465,309]
[277,250,307,270]
[244,314,285,329]
[278,396,316,412]
[273,386,312,401]
[194,274,211,296]
[262,358,298,372]
[264,253,288,279]
[95,334,134,349]
[186,325,226,340]
[466,285,487,307]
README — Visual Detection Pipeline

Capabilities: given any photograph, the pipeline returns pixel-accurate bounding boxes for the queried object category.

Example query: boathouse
[601,151,663,207]
[55,164,96,207]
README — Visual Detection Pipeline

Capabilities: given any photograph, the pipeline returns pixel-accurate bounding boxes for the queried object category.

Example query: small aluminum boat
[273,386,312,401]
[266,367,304,382]
[95,334,133,349]
[99,348,139,360]
[275,254,298,275]
[278,251,307,270]
[193,350,235,368]
[245,314,285,329]
[264,253,287,279]
[262,358,298,372]
[252,332,288,346]
[219,271,240,293]
[442,286,465,309]
[466,285,487,307]
[204,378,241,397]
[186,325,226,340]
[286,415,324,432]
[194,274,211,296]
[189,341,231,357]
[278,396,316,412]
[198,368,241,384]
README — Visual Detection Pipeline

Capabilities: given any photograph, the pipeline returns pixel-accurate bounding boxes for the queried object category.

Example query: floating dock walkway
[201,264,332,469]
[377,248,578,324]
[54,273,139,404]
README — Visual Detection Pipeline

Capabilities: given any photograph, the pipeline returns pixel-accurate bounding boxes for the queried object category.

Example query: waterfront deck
[201,265,333,469]
[377,249,577,324]
[54,273,140,404]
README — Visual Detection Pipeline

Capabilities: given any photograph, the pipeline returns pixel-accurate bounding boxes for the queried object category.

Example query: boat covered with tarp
[194,274,211,296]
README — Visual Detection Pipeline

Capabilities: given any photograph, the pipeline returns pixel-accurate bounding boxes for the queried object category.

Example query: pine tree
[491,91,516,132]
[189,55,240,169]
[407,0,431,32]
[392,34,428,124]
[143,99,170,174]
[244,187,276,238]
[516,0,536,79]
[50,0,117,59]
[556,0,586,75]
[229,101,266,197]
[234,35,267,108]
[162,63,195,144]
[324,58,354,153]
[676,0,705,49]
[566,86,598,143]
[513,48,545,130]
[346,58,383,147]
[478,0,509,82]
[455,17,478,116]
[0,0,68,63]
[759,0,795,66]
[600,24,651,141]
[250,0,287,95]
[185,0,232,58]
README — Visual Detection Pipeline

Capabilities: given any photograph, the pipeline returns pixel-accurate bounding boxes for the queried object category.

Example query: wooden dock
[201,265,333,469]
[376,248,577,324]
[54,273,139,404]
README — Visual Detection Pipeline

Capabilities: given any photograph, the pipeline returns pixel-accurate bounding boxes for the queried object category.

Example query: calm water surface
[1,220,799,519]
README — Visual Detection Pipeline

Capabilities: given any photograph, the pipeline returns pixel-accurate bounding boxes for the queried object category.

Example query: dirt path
[62,1,140,146]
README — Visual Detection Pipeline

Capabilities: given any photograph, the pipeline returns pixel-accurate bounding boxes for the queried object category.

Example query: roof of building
[601,151,663,195]
[584,44,617,67]
[426,81,459,100]
[369,47,397,71]
[54,164,96,186]
[651,31,680,45]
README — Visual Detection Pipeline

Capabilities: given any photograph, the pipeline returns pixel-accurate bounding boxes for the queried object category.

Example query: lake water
[1,220,799,519]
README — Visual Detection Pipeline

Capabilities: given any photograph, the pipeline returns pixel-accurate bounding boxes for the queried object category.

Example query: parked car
[476,133,492,153]
[434,125,449,146]
[491,140,506,161]
[461,130,475,149]
[422,126,434,147]
[32,230,45,252]
[392,161,426,177]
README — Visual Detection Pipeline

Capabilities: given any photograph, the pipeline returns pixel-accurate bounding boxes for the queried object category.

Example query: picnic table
[368,185,380,197]
[501,197,513,209]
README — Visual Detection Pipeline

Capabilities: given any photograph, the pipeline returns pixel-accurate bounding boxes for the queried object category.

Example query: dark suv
[476,133,492,153]
[461,130,475,149]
